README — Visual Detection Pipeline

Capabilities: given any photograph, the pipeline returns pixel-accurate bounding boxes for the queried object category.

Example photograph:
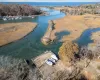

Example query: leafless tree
[0,4,42,16]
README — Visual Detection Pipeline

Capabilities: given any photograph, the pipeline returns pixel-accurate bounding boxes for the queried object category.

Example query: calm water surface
[0,8,100,59]
[0,9,66,59]
[75,28,100,46]
[2,2,97,6]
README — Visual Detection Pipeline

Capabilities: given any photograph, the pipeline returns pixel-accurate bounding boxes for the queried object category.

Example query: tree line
[0,4,42,16]
[60,3,100,15]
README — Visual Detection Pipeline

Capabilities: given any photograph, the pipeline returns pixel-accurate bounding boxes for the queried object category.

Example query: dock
[32,51,67,80]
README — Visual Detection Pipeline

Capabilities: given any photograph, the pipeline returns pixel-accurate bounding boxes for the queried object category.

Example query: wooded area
[0,4,42,16]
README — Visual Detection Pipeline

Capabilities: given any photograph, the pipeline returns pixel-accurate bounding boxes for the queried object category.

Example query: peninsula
[0,22,37,46]
[51,14,100,42]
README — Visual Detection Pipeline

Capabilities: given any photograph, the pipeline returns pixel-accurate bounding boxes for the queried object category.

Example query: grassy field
[51,14,100,42]
[0,22,37,46]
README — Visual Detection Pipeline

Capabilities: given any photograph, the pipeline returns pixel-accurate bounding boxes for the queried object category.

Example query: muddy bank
[51,14,100,42]
[0,22,37,46]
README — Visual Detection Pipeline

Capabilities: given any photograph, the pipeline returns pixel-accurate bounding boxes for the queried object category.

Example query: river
[0,8,65,59]
[0,8,100,59]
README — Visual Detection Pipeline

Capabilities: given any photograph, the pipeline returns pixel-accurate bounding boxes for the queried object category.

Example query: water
[75,28,100,46]
[1,2,98,6]
[0,17,37,24]
[0,2,100,59]
[0,9,66,59]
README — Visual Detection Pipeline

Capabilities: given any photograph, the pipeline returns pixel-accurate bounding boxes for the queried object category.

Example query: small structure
[19,17,22,19]
[45,59,53,66]
[11,17,14,20]
[3,17,7,21]
[32,51,67,80]
[44,52,58,66]
[15,16,19,20]
[48,58,56,63]
[32,16,35,18]
[51,54,58,61]
[33,51,57,67]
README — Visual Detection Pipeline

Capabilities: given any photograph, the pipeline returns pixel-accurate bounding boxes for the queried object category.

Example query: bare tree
[0,4,42,16]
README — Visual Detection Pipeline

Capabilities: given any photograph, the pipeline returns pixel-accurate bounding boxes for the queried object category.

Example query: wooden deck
[33,51,53,68]
[32,51,67,80]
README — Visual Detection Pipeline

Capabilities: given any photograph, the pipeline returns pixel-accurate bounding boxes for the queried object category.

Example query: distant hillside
[58,3,100,15]
[0,4,42,16]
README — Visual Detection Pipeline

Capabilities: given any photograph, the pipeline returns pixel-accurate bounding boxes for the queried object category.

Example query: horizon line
[0,1,100,3]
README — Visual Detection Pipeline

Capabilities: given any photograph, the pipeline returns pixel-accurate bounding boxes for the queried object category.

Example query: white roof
[45,60,53,66]
[51,54,58,61]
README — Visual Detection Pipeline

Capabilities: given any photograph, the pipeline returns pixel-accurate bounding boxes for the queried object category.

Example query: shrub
[58,41,79,66]
[78,46,94,60]
[0,56,42,80]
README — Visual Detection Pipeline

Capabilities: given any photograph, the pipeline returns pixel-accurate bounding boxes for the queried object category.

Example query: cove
[1,8,100,59]
[0,8,65,59]
[75,28,100,46]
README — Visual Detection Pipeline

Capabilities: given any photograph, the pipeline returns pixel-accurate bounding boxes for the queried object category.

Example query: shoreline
[0,22,37,46]
[88,31,100,48]
[50,14,100,43]
[91,31,100,42]
[41,20,54,45]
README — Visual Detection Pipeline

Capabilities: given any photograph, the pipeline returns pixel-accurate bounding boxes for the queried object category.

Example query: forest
[0,4,42,16]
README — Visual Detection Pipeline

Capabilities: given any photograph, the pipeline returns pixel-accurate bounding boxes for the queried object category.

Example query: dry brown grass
[0,56,42,80]
[91,31,100,42]
[0,22,37,46]
[51,14,100,42]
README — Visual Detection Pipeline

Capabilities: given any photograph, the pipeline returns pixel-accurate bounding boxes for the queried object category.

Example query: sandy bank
[0,22,37,46]
[51,14,100,42]
[41,21,54,45]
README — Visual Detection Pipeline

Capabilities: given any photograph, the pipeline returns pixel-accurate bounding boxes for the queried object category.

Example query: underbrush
[0,56,42,80]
